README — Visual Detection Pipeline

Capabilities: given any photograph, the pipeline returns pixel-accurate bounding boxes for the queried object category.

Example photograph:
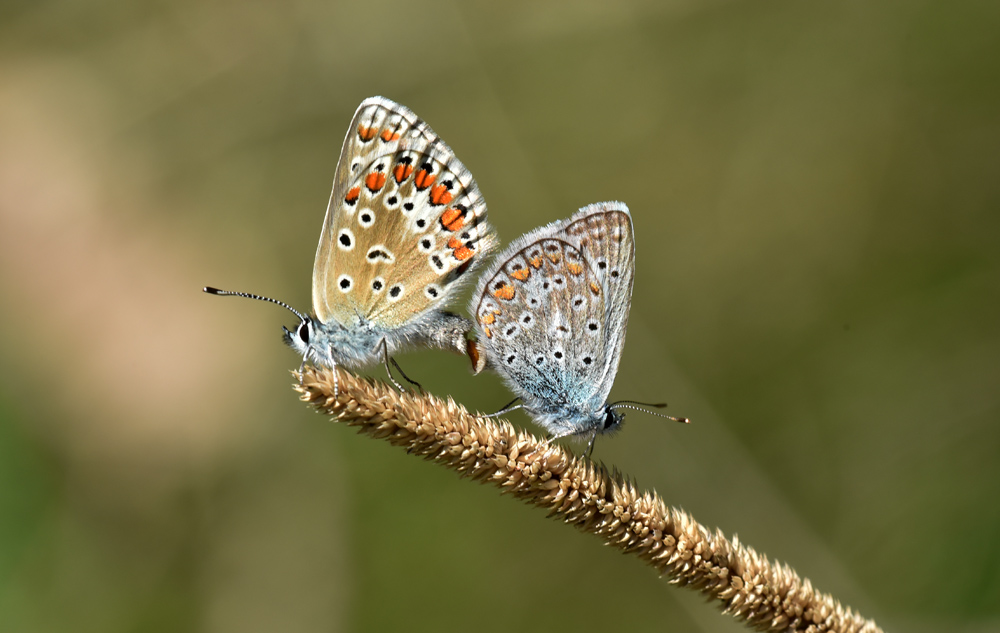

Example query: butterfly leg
[297,347,310,385]
[326,345,339,400]
[533,429,597,459]
[479,397,523,419]
[381,339,422,393]
[391,358,424,394]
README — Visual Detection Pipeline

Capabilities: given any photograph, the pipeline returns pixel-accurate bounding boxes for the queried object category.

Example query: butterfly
[469,201,686,454]
[206,96,497,391]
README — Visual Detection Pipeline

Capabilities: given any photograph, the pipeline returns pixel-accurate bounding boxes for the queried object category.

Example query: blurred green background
[1,0,998,631]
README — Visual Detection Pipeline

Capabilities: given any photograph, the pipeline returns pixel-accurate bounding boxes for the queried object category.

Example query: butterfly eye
[297,322,310,345]
[603,408,623,431]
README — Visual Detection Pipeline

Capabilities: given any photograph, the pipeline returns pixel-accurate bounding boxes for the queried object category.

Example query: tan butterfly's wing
[313,97,496,328]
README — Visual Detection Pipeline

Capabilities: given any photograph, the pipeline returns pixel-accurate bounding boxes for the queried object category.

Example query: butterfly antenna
[203,287,307,323]
[610,401,689,424]
[611,399,667,409]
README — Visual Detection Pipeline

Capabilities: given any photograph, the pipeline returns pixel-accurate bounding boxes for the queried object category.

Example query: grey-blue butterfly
[206,96,497,391]
[470,202,686,454]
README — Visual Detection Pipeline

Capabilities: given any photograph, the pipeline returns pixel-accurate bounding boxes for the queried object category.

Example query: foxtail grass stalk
[295,366,882,633]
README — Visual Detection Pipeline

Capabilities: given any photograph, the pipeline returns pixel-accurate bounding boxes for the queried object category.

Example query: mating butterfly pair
[206,97,685,453]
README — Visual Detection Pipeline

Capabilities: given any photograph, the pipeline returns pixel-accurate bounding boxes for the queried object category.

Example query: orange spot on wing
[380,129,400,142]
[546,251,562,264]
[414,170,435,190]
[484,326,492,339]
[441,208,465,231]
[453,245,473,261]
[429,185,453,206]
[511,268,530,281]
[365,172,387,192]
[358,126,376,142]
[589,282,601,295]
[567,262,584,276]
[529,256,543,269]
[479,313,496,325]
[345,186,360,205]
[492,284,515,301]
[393,163,414,183]
[448,237,462,250]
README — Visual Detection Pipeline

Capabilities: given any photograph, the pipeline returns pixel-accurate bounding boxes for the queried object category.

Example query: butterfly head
[601,405,626,434]
[282,316,314,357]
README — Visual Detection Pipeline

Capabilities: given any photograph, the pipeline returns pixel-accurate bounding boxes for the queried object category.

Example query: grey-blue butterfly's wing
[559,202,635,405]
[313,97,496,328]
[472,206,631,435]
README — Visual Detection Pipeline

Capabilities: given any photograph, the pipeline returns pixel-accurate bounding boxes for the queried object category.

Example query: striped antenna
[203,286,307,323]
[610,400,689,424]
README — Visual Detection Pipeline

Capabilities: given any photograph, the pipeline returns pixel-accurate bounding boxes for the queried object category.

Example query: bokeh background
[1,1,998,631]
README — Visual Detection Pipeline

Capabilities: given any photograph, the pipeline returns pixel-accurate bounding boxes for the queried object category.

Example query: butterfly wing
[560,202,635,404]
[472,202,634,434]
[472,224,615,434]
[313,97,496,331]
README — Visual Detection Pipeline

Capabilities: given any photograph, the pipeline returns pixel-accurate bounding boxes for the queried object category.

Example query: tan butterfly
[206,97,497,389]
